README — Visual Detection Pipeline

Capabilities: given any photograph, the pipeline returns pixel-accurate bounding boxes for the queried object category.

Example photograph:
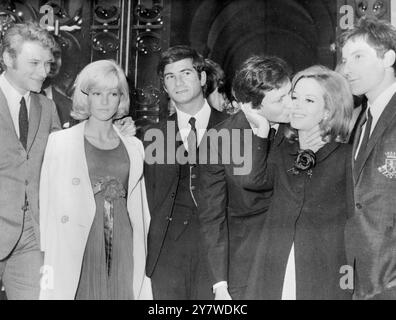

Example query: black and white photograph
[0,0,396,308]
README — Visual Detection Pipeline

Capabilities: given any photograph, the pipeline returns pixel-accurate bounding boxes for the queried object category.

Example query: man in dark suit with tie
[340,16,396,299]
[143,45,227,299]
[41,40,76,129]
[198,55,295,299]
[0,22,62,300]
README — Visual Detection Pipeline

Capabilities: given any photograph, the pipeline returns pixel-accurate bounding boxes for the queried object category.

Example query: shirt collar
[175,99,211,131]
[368,81,396,125]
[175,100,211,147]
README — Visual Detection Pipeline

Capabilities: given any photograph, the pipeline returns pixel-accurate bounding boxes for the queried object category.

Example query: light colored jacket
[0,89,61,260]
[39,121,152,300]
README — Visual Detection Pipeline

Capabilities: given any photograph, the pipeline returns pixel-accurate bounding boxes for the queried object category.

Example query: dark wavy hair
[337,16,396,72]
[232,55,291,109]
[157,45,206,81]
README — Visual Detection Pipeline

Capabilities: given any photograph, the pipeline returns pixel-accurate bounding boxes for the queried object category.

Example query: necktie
[19,97,29,150]
[356,108,373,162]
[187,117,197,164]
[269,127,276,141]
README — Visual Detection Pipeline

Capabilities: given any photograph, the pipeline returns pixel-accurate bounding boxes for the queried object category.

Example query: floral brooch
[287,149,316,177]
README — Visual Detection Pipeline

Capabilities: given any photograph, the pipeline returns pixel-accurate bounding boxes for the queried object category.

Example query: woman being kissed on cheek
[245,65,354,300]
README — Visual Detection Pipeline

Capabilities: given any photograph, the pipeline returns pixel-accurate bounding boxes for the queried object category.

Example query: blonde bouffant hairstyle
[71,60,130,120]
[291,65,353,143]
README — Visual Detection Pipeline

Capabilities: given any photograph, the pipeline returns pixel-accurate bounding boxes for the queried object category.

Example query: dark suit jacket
[345,92,396,300]
[198,111,273,297]
[50,87,78,129]
[0,90,61,259]
[143,107,227,277]
[243,125,352,300]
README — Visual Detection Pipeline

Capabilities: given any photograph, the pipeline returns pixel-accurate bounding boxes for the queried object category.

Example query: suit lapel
[352,113,366,164]
[26,93,42,153]
[198,108,224,149]
[207,108,226,130]
[0,88,20,142]
[353,93,396,183]
[160,114,181,178]
[316,141,340,163]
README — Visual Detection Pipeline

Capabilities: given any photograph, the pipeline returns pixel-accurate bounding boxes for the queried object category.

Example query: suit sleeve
[239,134,275,191]
[198,141,229,285]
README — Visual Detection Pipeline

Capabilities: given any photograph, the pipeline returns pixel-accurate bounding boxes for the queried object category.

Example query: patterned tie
[187,117,197,164]
[19,97,29,150]
[356,108,373,162]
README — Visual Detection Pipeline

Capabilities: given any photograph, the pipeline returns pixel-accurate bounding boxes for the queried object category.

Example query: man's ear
[383,49,396,69]
[200,70,207,87]
[2,51,14,69]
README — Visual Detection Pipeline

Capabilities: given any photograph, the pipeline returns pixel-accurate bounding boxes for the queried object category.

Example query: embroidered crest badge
[378,152,396,179]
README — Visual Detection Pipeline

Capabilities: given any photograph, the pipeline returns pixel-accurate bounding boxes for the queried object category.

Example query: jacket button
[166,216,173,221]
[191,185,196,191]
[191,174,197,179]
[171,192,176,198]
[355,203,362,210]
[21,202,29,211]
[183,220,189,225]
[25,180,29,186]
[61,215,69,224]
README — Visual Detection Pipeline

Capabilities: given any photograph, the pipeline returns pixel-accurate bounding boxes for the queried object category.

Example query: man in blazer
[143,46,227,299]
[0,23,61,299]
[340,16,396,299]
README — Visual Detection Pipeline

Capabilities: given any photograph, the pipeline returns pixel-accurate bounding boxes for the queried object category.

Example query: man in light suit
[340,16,396,299]
[0,22,61,300]
[143,46,227,299]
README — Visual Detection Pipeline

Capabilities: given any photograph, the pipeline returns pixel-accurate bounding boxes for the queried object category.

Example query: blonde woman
[39,60,152,300]
[245,65,354,300]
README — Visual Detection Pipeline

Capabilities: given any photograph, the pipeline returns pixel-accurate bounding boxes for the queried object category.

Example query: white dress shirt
[355,81,396,159]
[0,73,31,138]
[175,100,211,150]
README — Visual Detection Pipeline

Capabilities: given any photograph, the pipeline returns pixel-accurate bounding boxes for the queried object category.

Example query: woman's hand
[114,117,136,137]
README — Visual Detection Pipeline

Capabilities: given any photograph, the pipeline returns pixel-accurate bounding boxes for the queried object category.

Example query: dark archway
[189,0,336,83]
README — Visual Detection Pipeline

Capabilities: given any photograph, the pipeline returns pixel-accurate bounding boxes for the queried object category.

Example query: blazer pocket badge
[378,152,396,179]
